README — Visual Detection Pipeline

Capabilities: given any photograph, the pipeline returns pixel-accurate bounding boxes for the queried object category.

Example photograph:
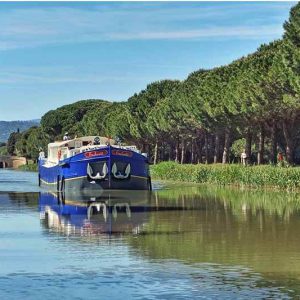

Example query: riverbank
[18,163,38,172]
[151,161,300,191]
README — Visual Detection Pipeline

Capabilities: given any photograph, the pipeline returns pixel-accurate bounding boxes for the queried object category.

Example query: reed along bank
[151,162,300,191]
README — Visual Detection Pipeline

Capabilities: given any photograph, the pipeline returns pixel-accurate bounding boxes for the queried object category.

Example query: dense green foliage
[14,126,49,159]
[7,131,22,155]
[41,99,112,138]
[18,163,38,172]
[7,3,300,167]
[0,145,7,156]
[151,161,300,190]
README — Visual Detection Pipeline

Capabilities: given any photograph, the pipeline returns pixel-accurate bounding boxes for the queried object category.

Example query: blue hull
[38,146,151,190]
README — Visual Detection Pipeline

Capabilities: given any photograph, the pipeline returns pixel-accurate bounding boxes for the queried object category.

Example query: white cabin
[44,136,139,165]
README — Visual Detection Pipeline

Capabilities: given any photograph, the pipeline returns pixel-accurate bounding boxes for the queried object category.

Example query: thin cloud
[0,69,154,84]
[0,3,292,50]
[0,25,284,51]
[108,25,283,41]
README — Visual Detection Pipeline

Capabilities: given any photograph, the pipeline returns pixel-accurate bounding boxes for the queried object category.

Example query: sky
[0,1,296,121]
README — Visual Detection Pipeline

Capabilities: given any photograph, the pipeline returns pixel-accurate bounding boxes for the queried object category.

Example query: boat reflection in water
[39,190,151,236]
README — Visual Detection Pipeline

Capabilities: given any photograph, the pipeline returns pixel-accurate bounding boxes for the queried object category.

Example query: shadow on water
[4,185,300,298]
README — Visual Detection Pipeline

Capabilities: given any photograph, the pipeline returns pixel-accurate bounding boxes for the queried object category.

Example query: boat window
[48,146,59,163]
[75,141,82,148]
[60,147,69,160]
[70,149,80,156]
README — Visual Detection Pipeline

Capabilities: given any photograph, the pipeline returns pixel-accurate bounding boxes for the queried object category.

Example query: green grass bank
[18,163,38,172]
[151,161,300,191]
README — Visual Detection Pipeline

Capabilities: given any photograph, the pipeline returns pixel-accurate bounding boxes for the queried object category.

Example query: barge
[38,136,151,191]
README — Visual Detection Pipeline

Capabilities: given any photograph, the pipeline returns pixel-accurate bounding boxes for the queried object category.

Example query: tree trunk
[146,144,152,162]
[222,128,231,164]
[282,120,294,165]
[270,119,277,164]
[204,132,209,164]
[160,143,164,161]
[168,144,172,161]
[214,133,220,164]
[196,138,203,163]
[142,143,146,153]
[245,128,252,165]
[175,139,179,163]
[191,138,195,164]
[180,138,185,164]
[257,124,265,165]
[153,141,158,165]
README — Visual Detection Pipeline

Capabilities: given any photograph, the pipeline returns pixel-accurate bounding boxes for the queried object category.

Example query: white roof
[48,140,70,147]
[48,136,116,148]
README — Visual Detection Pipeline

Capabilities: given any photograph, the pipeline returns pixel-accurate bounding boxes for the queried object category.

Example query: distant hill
[0,120,40,143]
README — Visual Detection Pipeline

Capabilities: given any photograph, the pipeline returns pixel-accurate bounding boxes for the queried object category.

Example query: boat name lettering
[84,150,108,158]
[112,150,133,157]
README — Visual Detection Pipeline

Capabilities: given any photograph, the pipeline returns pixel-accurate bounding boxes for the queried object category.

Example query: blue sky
[0,1,296,121]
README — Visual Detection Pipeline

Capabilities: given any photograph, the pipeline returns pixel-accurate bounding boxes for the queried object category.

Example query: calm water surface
[0,169,300,299]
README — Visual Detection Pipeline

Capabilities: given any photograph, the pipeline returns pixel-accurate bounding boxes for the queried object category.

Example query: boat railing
[79,145,107,153]
[69,148,81,157]
[121,145,140,153]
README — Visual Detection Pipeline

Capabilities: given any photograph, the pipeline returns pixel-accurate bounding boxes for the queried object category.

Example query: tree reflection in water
[6,185,300,298]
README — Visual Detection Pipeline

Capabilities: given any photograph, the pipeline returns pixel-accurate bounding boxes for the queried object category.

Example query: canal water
[0,169,300,299]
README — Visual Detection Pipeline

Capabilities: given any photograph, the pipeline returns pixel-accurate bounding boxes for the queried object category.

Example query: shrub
[18,163,38,172]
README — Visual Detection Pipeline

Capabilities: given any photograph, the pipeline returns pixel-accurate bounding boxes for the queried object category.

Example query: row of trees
[7,3,300,164]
